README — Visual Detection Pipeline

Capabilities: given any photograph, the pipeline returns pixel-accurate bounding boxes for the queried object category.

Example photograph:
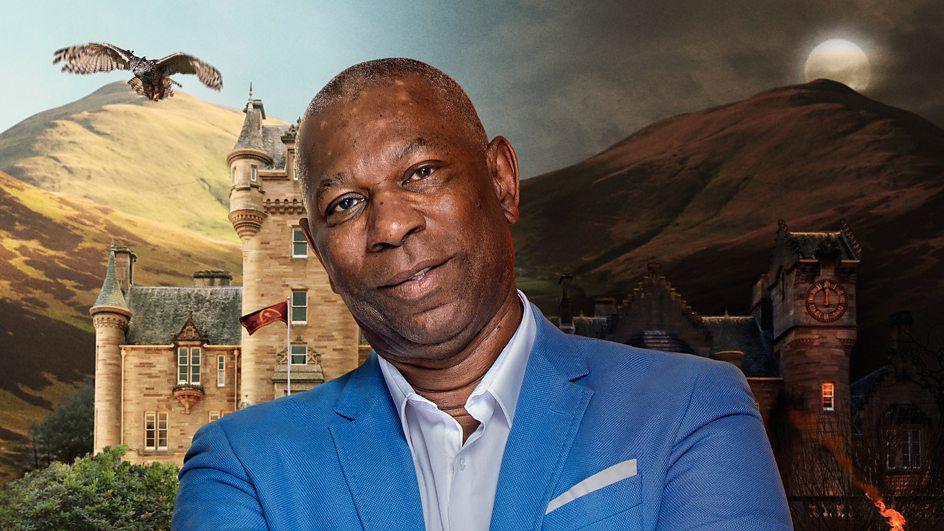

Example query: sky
[1,0,941,177]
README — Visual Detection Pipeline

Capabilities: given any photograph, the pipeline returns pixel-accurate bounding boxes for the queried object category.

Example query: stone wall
[120,345,238,466]
[241,174,360,403]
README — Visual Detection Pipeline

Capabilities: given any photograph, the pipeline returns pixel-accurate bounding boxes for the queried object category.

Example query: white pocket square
[546,459,638,514]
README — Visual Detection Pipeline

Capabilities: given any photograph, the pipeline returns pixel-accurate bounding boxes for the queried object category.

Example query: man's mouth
[378,257,452,298]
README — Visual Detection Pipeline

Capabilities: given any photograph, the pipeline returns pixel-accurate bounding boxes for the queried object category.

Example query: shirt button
[458,457,466,471]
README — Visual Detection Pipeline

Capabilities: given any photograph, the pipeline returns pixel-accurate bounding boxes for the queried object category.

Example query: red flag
[239,300,288,335]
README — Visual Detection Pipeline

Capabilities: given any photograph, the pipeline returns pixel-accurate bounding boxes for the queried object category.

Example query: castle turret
[228,90,271,407]
[90,246,132,453]
[768,220,860,495]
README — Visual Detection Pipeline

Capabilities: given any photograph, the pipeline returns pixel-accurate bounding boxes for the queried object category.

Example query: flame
[786,410,907,529]
[865,491,906,530]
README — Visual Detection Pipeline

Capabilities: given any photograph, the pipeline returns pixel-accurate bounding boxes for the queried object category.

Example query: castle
[553,220,940,500]
[89,96,365,465]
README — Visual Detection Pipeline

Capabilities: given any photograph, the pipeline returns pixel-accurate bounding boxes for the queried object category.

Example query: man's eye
[325,195,364,217]
[406,166,435,182]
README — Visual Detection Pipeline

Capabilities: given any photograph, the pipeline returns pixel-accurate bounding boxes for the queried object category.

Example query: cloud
[459,0,943,177]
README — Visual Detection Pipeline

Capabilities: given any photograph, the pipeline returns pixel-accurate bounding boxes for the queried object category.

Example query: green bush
[0,445,178,530]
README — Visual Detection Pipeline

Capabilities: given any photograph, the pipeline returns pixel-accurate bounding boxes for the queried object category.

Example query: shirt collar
[378,289,536,426]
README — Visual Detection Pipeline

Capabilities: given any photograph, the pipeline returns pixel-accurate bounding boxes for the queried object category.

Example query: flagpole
[286,295,291,396]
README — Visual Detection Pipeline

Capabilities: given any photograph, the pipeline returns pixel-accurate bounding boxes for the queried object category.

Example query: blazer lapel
[490,306,594,531]
[329,353,425,530]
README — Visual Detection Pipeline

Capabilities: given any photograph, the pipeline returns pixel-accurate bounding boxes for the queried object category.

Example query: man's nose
[365,191,426,252]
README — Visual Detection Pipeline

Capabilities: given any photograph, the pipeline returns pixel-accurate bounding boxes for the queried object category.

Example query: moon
[804,39,871,91]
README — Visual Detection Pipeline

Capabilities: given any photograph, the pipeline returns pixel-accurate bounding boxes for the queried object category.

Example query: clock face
[806,279,848,322]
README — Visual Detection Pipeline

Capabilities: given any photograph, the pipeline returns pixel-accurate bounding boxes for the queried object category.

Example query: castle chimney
[112,246,137,296]
[193,270,233,287]
[887,310,914,353]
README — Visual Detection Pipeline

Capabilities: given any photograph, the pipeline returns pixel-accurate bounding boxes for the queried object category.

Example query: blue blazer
[173,304,791,530]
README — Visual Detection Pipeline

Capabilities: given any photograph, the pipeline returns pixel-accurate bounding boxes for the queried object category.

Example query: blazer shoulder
[570,334,731,381]
[210,368,354,437]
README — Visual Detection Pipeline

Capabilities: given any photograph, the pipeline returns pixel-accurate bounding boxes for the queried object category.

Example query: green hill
[0,81,266,480]
[0,81,276,242]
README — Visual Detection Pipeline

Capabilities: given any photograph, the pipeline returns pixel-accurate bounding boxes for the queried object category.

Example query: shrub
[0,445,178,530]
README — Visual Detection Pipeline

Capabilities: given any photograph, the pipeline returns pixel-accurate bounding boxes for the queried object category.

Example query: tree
[0,446,178,530]
[28,383,93,469]
[777,406,944,530]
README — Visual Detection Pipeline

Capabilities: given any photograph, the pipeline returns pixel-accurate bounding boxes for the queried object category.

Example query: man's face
[299,75,520,362]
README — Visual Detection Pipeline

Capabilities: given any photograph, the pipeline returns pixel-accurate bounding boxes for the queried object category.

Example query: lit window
[145,411,168,450]
[291,343,307,365]
[821,382,835,411]
[292,228,308,258]
[177,346,202,385]
[291,290,307,324]
[217,354,225,387]
[208,411,221,422]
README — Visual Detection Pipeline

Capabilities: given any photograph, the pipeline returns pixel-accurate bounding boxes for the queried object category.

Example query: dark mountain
[514,79,944,379]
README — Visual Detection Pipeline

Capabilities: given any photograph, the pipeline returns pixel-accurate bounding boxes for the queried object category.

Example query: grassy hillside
[0,82,272,242]
[0,169,242,479]
[514,80,944,378]
[0,82,288,480]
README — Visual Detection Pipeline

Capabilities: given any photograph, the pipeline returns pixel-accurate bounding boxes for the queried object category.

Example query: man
[173,58,791,530]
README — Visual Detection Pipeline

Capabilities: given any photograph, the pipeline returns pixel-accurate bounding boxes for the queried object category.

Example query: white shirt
[378,290,536,531]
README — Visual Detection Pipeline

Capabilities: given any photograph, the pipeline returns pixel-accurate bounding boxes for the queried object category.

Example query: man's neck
[385,289,524,443]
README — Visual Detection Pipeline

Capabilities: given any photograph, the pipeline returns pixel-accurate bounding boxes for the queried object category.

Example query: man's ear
[299,217,339,294]
[486,135,520,225]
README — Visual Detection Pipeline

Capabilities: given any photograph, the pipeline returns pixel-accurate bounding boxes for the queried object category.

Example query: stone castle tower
[756,220,861,432]
[90,92,363,464]
[228,94,361,405]
[753,219,861,494]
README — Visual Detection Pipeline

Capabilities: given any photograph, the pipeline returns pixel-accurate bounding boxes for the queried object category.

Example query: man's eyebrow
[391,137,443,162]
[315,173,345,205]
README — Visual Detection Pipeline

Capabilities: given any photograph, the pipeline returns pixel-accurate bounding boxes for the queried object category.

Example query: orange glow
[786,410,907,529]
[865,490,906,530]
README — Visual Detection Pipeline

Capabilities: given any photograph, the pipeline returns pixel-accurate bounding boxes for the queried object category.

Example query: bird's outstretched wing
[156,53,223,90]
[53,43,134,74]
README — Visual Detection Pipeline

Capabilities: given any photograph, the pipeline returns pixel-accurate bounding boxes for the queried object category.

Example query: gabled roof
[622,262,701,326]
[851,365,892,413]
[92,247,129,311]
[125,286,242,345]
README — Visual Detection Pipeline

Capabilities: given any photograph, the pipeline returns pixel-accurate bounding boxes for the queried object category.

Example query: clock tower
[760,219,861,456]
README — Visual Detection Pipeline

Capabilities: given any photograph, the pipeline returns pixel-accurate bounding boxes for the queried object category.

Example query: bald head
[296,58,488,208]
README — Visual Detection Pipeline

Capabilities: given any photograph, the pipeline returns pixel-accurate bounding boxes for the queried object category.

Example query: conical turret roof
[92,247,129,311]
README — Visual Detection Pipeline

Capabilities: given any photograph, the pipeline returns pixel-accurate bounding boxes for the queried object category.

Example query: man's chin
[388,299,472,347]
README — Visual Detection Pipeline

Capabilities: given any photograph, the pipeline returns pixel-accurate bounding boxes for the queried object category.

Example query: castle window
[292,228,308,258]
[821,382,834,411]
[177,346,202,385]
[217,354,225,387]
[144,411,168,450]
[291,290,308,324]
[291,343,307,365]
[208,411,221,422]
[250,165,258,182]
[886,428,922,471]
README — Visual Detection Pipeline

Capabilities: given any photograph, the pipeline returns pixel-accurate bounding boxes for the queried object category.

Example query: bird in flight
[53,43,223,101]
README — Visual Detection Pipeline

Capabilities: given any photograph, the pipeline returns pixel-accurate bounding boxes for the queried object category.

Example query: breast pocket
[542,471,643,530]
